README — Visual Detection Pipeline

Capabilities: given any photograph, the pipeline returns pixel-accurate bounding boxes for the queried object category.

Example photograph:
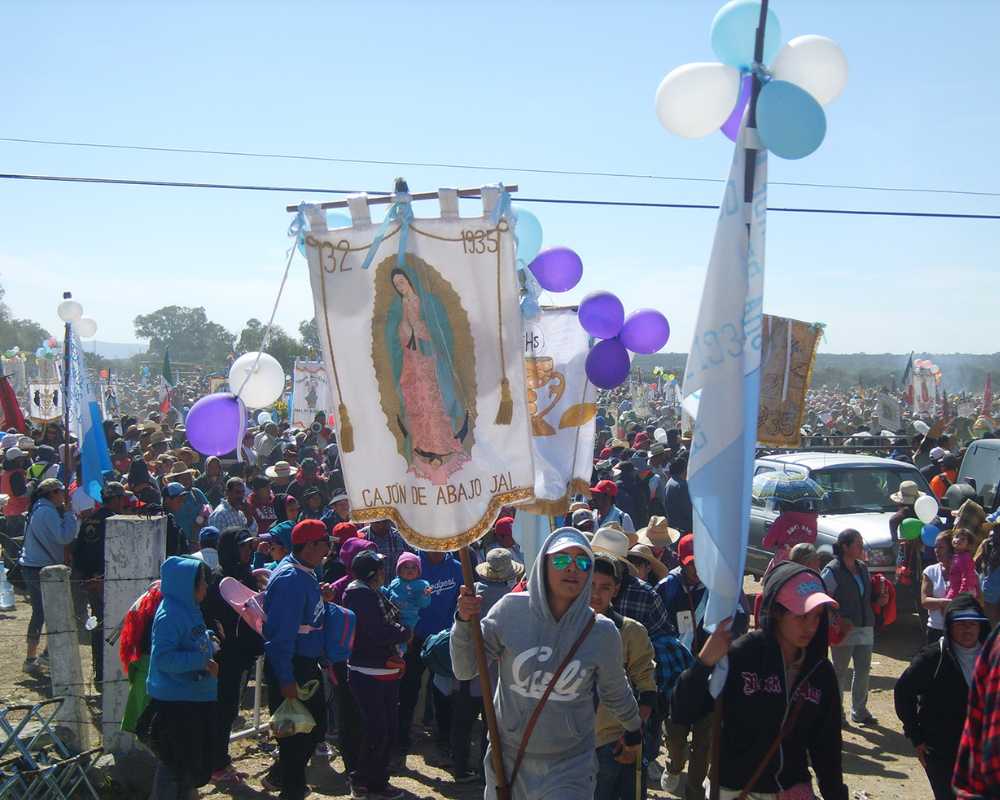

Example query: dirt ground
[0,577,930,799]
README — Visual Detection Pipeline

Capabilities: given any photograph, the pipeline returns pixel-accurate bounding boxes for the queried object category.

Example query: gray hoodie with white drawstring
[450,527,641,799]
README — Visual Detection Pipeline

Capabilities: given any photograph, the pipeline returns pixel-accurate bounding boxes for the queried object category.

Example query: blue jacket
[414,553,464,639]
[19,498,79,569]
[146,556,217,702]
[263,555,325,686]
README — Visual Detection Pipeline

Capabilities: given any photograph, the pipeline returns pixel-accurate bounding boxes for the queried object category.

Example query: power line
[2,135,999,198]
[1,172,998,220]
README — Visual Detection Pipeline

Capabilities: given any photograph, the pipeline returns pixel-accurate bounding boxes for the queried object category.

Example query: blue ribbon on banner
[361,195,413,270]
[288,204,306,244]
[491,184,512,225]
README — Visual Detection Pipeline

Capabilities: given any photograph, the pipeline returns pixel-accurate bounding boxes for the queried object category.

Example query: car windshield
[809,467,932,514]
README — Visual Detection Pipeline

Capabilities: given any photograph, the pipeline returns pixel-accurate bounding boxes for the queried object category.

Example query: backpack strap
[508,612,596,788]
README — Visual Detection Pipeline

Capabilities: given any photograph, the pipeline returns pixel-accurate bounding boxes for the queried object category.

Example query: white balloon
[655,62,741,138]
[229,352,285,409]
[76,317,98,338]
[654,427,668,444]
[771,35,848,106]
[57,300,83,323]
[915,494,939,525]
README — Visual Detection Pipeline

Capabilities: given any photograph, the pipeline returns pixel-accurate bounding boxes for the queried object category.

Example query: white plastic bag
[268,679,319,738]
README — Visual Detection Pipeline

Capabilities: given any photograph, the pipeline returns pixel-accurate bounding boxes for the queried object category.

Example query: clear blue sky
[2,0,997,354]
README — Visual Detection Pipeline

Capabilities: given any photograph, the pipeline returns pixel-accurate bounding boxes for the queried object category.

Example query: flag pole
[709,5,769,800]
[61,291,73,481]
[458,545,510,800]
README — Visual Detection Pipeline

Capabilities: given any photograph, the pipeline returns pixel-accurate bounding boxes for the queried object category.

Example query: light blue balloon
[756,79,827,160]
[711,0,782,69]
[512,207,543,265]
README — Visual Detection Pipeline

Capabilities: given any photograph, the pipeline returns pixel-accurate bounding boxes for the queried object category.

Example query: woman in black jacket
[894,593,990,800]
[201,526,265,786]
[671,562,848,799]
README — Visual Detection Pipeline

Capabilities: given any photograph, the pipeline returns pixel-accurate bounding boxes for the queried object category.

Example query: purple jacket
[342,580,409,669]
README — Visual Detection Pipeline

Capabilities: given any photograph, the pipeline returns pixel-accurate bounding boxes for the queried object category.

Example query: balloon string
[234,211,303,401]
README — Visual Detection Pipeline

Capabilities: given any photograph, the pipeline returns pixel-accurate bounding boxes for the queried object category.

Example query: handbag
[506,613,597,791]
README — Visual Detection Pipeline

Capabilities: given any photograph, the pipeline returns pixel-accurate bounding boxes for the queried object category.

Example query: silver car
[746,453,934,578]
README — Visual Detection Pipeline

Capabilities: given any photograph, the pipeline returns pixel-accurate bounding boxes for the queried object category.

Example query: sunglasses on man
[550,554,593,572]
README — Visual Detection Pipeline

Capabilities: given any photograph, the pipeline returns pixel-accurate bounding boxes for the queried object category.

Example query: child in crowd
[143,556,219,799]
[387,552,431,653]
[948,528,980,598]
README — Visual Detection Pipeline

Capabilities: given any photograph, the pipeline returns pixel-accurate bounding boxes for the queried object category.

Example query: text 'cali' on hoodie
[146,556,217,702]
[450,528,640,795]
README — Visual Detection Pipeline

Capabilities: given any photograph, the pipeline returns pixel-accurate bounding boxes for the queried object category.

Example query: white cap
[3,447,24,460]
[547,530,594,558]
[930,447,948,461]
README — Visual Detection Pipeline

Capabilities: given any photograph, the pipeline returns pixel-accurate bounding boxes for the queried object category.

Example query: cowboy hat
[475,548,525,583]
[590,527,638,576]
[637,515,681,548]
[627,544,668,581]
[165,462,198,479]
[265,460,294,479]
[890,480,926,506]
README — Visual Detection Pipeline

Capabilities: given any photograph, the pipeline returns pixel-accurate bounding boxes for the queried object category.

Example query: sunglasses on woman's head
[550,554,593,572]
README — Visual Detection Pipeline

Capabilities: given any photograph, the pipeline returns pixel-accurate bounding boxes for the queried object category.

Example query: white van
[959,439,1000,509]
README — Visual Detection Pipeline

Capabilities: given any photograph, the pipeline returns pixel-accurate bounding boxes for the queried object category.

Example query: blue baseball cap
[198,526,220,547]
[164,482,190,499]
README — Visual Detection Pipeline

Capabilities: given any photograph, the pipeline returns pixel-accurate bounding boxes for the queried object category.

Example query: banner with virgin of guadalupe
[290,360,333,428]
[519,307,597,515]
[756,314,823,448]
[302,188,535,551]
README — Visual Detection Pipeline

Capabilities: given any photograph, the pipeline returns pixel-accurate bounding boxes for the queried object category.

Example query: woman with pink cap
[671,562,847,800]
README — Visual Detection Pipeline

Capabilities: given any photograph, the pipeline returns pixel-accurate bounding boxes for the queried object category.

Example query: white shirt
[923,562,949,631]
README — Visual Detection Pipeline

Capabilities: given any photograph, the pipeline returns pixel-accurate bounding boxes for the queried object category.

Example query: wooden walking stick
[459,546,511,800]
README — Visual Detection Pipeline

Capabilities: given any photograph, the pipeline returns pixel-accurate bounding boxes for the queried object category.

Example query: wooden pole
[458,546,510,800]
[285,183,518,212]
[710,4,769,800]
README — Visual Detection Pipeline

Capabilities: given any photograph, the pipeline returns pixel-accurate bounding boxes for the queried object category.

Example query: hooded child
[144,556,219,797]
[388,551,432,654]
[451,527,643,800]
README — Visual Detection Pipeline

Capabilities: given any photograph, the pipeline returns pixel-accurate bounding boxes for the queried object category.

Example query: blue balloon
[921,523,941,548]
[756,80,827,160]
[711,0,782,69]
[513,207,543,266]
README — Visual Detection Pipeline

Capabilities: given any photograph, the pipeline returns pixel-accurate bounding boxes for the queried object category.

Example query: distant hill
[92,340,147,359]
[632,352,1000,392]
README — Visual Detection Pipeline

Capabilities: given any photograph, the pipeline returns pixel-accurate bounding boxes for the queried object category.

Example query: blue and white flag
[682,128,766,628]
[68,330,113,503]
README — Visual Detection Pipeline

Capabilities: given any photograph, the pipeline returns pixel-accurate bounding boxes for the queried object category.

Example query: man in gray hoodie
[451,527,642,799]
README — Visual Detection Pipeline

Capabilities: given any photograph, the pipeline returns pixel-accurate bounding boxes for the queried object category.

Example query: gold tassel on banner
[495,377,513,425]
[338,403,355,453]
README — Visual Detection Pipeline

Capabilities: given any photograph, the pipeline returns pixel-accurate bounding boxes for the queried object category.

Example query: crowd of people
[4,373,1000,800]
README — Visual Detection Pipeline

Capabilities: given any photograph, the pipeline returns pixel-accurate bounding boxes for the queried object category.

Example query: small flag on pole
[983,374,993,418]
[159,350,175,414]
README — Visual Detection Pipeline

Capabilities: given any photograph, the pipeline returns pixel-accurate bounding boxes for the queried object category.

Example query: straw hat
[475,548,525,583]
[165,461,198,480]
[265,460,294,479]
[568,501,590,514]
[627,544,668,581]
[637,515,681,548]
[890,480,925,506]
[590,527,637,576]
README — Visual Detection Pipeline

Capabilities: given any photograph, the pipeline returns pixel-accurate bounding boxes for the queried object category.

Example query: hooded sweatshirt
[330,538,376,605]
[894,593,989,766]
[414,551,464,639]
[263,554,325,686]
[450,528,641,800]
[671,562,847,800]
[146,556,217,702]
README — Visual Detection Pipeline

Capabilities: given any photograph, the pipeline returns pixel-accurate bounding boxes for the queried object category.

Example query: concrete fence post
[101,514,166,757]
[39,564,91,752]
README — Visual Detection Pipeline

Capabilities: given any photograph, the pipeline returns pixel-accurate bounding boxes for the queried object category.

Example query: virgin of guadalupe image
[375,261,475,485]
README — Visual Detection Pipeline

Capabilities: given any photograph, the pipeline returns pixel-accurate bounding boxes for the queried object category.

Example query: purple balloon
[620,309,671,354]
[527,247,583,293]
[578,291,625,339]
[187,392,244,456]
[721,73,752,142]
[585,339,631,390]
